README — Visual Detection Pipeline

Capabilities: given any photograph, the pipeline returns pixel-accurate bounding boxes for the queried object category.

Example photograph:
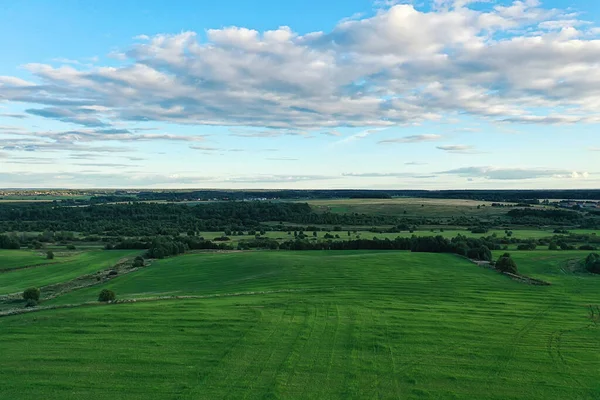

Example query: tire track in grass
[241,305,296,400]
[182,307,265,399]
[295,301,334,399]
[325,303,341,384]
[384,314,401,399]
[493,305,551,378]
[236,301,295,399]
[263,302,317,399]
[277,302,318,395]
[199,301,291,399]
[546,321,598,391]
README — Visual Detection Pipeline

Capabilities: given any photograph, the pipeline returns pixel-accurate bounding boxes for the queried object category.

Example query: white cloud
[379,134,442,144]
[0,1,597,133]
[439,166,590,180]
[335,128,385,145]
[436,144,477,153]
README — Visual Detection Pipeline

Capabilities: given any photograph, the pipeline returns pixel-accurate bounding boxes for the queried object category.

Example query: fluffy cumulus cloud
[1,0,600,134]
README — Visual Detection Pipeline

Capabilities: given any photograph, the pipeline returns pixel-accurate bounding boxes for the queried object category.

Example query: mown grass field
[196,228,600,244]
[0,250,138,295]
[1,250,597,399]
[301,197,529,218]
[0,250,60,271]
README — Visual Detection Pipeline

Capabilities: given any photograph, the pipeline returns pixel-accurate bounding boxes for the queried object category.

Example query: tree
[548,242,558,250]
[496,253,518,274]
[132,255,145,268]
[23,287,41,302]
[98,289,116,302]
[585,253,600,274]
[46,250,54,260]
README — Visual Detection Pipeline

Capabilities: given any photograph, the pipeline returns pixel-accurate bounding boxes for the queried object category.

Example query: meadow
[1,250,598,399]
[301,197,525,218]
[0,250,137,295]
[0,249,62,271]
[196,228,600,244]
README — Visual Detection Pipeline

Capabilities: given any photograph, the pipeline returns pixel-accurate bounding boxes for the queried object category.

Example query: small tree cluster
[23,287,41,302]
[98,289,116,302]
[495,253,518,274]
[132,255,145,268]
[585,253,600,274]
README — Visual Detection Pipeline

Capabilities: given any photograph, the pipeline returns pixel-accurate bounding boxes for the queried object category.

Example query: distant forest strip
[0,201,598,236]
[4,189,600,204]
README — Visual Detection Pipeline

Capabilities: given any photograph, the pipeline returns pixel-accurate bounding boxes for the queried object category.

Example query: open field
[0,250,593,399]
[196,228,600,244]
[301,197,534,218]
[0,250,138,295]
[0,250,61,271]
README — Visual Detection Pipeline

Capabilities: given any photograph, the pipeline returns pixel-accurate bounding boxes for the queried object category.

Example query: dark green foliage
[22,287,41,302]
[46,250,54,260]
[0,234,20,249]
[507,208,583,225]
[0,201,410,236]
[24,299,38,308]
[98,289,116,302]
[584,253,600,274]
[132,256,145,268]
[548,242,558,250]
[66,244,76,250]
[579,245,597,251]
[146,238,188,259]
[517,243,537,251]
[496,253,518,274]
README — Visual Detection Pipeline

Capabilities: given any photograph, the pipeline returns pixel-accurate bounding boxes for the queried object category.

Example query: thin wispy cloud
[379,134,442,144]
[436,145,477,153]
[439,167,590,180]
[334,129,385,145]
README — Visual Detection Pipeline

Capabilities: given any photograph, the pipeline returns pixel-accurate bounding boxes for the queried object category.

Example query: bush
[517,243,537,251]
[22,287,41,302]
[548,242,558,250]
[585,253,600,274]
[132,256,145,268]
[25,299,38,308]
[98,289,116,302]
[496,253,518,274]
[46,250,54,260]
[579,245,597,251]
[66,244,76,250]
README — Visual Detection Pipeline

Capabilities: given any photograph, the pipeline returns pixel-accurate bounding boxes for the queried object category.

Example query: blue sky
[0,0,599,189]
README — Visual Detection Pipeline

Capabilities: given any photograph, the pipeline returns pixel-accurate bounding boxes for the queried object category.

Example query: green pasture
[0,250,138,295]
[197,228,599,244]
[300,197,529,218]
[0,250,61,271]
[0,250,592,399]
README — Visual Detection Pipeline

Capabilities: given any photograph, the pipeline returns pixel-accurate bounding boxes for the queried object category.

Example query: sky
[0,0,599,189]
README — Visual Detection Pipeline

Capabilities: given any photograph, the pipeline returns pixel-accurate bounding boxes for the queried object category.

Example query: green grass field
[197,228,599,245]
[301,197,526,218]
[1,250,597,399]
[0,250,60,271]
[0,250,138,295]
